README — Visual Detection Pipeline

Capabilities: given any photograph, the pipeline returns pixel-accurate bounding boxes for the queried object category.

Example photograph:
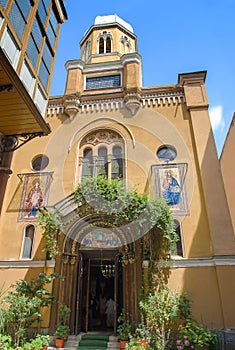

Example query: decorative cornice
[142,91,185,107]
[47,88,185,116]
[80,98,124,113]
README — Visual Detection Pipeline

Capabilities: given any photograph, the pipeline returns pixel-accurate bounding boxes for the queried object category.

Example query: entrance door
[75,250,122,333]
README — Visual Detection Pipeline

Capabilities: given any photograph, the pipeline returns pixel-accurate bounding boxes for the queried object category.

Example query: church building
[0,14,235,344]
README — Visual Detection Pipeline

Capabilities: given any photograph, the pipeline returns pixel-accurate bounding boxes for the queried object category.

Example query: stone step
[48,334,120,350]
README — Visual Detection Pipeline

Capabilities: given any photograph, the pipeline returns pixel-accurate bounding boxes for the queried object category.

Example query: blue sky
[50,0,235,156]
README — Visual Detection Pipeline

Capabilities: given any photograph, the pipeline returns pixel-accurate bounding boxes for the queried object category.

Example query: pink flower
[183,335,188,339]
[191,346,195,349]
[177,340,181,345]
[184,339,190,346]
[177,346,183,350]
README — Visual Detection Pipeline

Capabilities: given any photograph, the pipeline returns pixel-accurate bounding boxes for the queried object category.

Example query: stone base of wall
[220,330,235,350]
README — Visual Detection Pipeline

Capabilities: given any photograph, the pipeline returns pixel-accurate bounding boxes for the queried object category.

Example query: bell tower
[64,15,142,117]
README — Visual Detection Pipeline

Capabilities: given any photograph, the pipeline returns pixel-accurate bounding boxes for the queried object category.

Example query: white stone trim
[0,260,55,268]
[83,62,123,73]
[170,256,235,268]
[65,60,84,71]
[47,104,64,116]
[80,100,124,113]
[142,94,185,107]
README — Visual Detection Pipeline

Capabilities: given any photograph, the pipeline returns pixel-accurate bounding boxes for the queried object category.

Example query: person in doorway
[99,292,107,325]
[105,296,115,328]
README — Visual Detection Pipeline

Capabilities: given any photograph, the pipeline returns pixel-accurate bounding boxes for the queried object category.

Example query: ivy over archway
[38,176,177,266]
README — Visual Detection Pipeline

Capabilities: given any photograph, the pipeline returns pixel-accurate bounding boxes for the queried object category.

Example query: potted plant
[134,318,151,348]
[54,324,68,348]
[58,302,70,340]
[117,312,132,350]
[36,335,50,350]
[59,302,71,326]
[30,337,43,350]
[125,338,154,350]
[0,334,12,349]
[23,342,32,350]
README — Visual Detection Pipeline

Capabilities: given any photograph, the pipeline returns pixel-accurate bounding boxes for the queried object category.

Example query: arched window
[82,40,91,62]
[79,130,125,182]
[97,32,112,54]
[21,225,35,259]
[120,35,132,54]
[82,148,93,178]
[112,146,123,179]
[99,37,104,54]
[97,147,108,177]
[106,36,111,53]
[171,220,183,257]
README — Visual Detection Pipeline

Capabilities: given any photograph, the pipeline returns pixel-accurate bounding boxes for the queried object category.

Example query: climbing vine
[37,208,63,258]
[38,176,177,263]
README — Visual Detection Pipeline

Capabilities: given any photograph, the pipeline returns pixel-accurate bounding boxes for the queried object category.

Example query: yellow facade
[0,14,235,340]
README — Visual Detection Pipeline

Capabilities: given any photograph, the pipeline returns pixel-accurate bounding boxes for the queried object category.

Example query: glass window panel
[42,41,53,70]
[0,0,7,9]
[99,37,104,54]
[32,17,43,50]
[26,35,39,68]
[47,21,56,48]
[171,220,183,256]
[112,147,123,179]
[97,147,108,177]
[86,74,121,90]
[38,59,50,89]
[17,0,31,20]
[38,0,47,24]
[8,2,26,40]
[50,7,58,33]
[22,225,35,259]
[82,148,93,178]
[106,37,111,53]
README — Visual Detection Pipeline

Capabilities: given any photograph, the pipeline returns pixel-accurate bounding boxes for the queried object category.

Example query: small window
[31,154,49,171]
[99,37,104,54]
[106,37,111,53]
[97,147,108,177]
[21,225,35,259]
[171,220,183,257]
[157,144,177,163]
[112,146,123,179]
[82,148,93,179]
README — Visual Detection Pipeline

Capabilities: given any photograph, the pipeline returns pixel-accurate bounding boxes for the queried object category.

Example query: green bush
[176,320,222,350]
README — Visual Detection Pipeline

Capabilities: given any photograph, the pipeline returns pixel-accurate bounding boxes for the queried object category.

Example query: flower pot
[136,338,148,348]
[55,338,64,348]
[119,340,128,349]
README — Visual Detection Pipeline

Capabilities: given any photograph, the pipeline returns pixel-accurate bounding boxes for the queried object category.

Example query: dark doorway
[76,250,123,334]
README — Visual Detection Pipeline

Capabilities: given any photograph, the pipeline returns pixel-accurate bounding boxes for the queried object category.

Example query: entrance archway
[51,213,141,335]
